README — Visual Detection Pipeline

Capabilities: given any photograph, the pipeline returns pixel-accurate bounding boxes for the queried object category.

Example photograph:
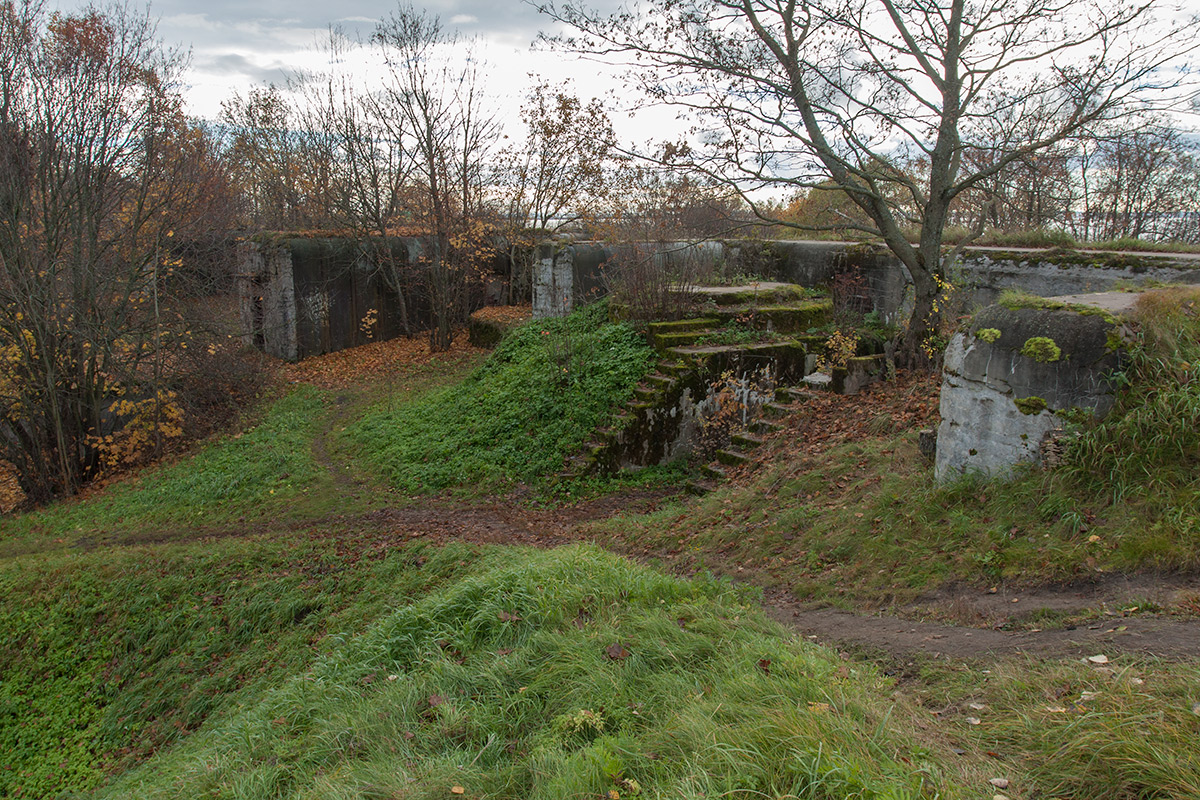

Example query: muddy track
[67,489,1200,660]
[139,493,1200,661]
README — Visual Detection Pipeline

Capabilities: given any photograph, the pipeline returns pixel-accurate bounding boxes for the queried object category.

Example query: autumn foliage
[0,3,241,503]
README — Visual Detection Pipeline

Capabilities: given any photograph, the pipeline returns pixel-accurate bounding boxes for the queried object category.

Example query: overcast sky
[44,0,645,136]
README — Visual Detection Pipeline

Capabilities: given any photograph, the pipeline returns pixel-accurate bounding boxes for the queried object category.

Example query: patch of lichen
[1013,395,1048,415]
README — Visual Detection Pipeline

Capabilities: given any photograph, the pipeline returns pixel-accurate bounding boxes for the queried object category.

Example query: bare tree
[496,81,618,301]
[538,0,1199,361]
[1076,120,1200,243]
[374,6,500,350]
[289,28,419,335]
[0,1,214,500]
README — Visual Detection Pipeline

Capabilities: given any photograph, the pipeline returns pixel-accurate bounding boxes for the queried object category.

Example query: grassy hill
[2,300,1199,799]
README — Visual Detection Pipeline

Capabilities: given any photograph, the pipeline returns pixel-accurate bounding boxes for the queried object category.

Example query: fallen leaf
[989,778,1010,789]
[606,643,631,660]
[451,787,465,795]
[966,717,982,725]
[497,610,521,622]
[1045,705,1068,713]
[1079,691,1100,702]
[757,658,771,675]
[1087,654,1110,664]
[969,702,987,711]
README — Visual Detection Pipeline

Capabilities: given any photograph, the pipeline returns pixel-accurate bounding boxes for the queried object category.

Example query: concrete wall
[533,242,612,318]
[935,304,1123,481]
[237,240,298,361]
[533,239,1200,322]
[238,238,416,361]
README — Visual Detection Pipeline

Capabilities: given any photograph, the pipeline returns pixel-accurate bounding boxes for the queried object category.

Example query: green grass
[0,531,497,798]
[348,301,656,494]
[0,388,329,552]
[898,654,1200,798]
[590,432,1200,606]
[96,544,948,800]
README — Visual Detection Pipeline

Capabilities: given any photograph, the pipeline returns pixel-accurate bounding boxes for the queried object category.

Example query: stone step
[652,330,712,351]
[646,317,719,335]
[715,448,750,467]
[776,386,823,404]
[644,373,674,389]
[802,372,834,391]
[761,401,793,419]
[709,298,832,333]
[700,462,729,480]
[749,418,783,435]
[656,359,689,375]
[731,432,766,450]
[633,385,659,402]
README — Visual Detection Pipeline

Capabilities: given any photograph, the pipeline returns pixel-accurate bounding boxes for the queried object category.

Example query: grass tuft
[1065,287,1200,502]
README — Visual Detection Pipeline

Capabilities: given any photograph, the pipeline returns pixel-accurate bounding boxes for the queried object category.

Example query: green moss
[1021,336,1062,363]
[1013,395,1049,415]
[975,327,1001,343]
[996,290,1122,325]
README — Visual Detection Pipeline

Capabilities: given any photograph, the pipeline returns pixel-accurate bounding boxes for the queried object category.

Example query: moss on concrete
[1013,395,1049,415]
[976,327,1001,343]
[1021,336,1062,363]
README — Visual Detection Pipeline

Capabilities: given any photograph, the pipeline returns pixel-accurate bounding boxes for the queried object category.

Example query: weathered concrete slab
[935,304,1124,481]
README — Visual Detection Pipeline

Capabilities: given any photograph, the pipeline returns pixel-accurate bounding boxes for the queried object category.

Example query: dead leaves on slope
[282,330,485,391]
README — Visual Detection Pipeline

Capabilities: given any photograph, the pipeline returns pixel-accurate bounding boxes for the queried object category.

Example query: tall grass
[1065,287,1200,503]
[349,301,655,493]
[912,656,1200,799]
[101,545,947,800]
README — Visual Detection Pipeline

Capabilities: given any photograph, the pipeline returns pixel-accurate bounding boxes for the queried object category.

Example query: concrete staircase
[558,284,889,487]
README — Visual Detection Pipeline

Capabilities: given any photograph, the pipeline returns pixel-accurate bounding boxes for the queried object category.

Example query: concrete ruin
[935,295,1130,481]
[236,236,507,361]
[532,239,1200,323]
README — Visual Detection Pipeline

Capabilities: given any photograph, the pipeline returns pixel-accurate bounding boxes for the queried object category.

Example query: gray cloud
[199,52,291,84]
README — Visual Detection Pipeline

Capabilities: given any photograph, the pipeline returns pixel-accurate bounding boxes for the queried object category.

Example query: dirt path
[314,497,1200,661]
[762,588,1200,660]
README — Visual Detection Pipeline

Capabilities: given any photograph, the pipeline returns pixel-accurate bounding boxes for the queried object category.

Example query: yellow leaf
[451,788,465,795]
